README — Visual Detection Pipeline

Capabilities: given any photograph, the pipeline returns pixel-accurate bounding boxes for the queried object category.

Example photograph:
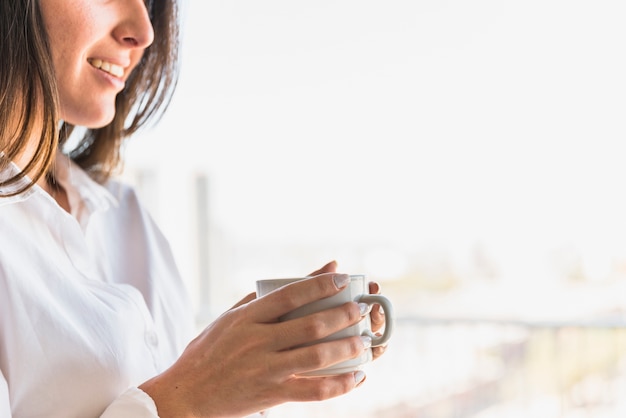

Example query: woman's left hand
[309,261,388,361]
[367,281,388,361]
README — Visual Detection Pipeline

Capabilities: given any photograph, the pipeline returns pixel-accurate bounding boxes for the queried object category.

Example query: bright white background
[122,2,626,416]
[125,0,626,314]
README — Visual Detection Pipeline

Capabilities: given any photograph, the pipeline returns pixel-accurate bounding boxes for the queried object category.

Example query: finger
[370,304,386,333]
[230,292,257,310]
[372,344,387,361]
[308,260,338,277]
[368,281,385,333]
[272,335,367,375]
[248,273,350,322]
[368,281,381,295]
[268,301,364,350]
[279,372,366,402]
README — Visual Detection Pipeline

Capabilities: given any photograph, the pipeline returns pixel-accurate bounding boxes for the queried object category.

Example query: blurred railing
[269,315,626,418]
[377,316,626,418]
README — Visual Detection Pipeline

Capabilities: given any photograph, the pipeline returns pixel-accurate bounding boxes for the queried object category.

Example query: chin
[86,118,115,129]
[65,114,116,129]
[61,103,117,129]
[86,110,117,129]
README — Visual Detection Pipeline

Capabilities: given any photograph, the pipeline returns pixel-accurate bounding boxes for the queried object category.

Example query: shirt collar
[0,151,119,229]
[0,154,36,202]
[50,151,119,227]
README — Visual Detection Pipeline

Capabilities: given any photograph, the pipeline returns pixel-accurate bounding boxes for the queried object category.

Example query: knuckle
[341,374,355,392]
[223,308,251,331]
[307,375,354,401]
[307,345,328,368]
[372,313,384,325]
[335,375,355,396]
[345,303,362,323]
[303,317,328,340]
[279,289,302,312]
[311,384,332,401]
[349,337,364,357]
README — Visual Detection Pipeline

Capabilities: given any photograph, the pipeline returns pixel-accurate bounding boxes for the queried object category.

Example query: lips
[88,58,124,78]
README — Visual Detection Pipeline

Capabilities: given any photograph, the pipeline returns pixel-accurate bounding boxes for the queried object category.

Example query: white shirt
[0,153,196,417]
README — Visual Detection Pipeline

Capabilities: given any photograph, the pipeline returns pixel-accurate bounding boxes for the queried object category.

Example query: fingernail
[333,274,350,289]
[358,303,371,316]
[354,370,366,386]
[360,335,372,349]
[378,305,385,315]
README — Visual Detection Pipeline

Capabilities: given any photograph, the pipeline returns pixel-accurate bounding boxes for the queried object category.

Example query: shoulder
[98,173,161,223]
[96,177,163,241]
[103,178,143,209]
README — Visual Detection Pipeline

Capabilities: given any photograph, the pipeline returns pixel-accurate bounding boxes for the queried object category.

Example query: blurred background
[122,0,626,416]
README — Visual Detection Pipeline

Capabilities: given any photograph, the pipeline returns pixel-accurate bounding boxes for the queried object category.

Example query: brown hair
[0,0,180,196]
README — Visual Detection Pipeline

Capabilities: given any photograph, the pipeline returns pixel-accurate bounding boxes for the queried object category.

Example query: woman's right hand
[139,266,369,418]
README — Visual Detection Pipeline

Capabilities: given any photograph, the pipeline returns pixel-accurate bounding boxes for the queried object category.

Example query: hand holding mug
[139,266,380,417]
[309,261,390,362]
[256,274,394,376]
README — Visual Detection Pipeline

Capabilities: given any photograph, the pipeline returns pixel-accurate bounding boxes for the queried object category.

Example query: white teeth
[89,59,124,78]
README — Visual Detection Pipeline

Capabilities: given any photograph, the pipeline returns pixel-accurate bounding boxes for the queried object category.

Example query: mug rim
[257,274,366,285]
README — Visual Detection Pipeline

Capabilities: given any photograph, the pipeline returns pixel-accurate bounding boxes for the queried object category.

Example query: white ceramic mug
[256,274,394,376]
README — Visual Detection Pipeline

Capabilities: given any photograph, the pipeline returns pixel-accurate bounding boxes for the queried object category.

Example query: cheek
[41,3,99,71]
[41,4,76,53]
[128,49,147,78]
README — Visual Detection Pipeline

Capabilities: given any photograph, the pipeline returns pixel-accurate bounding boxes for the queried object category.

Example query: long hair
[0,0,181,196]
[0,0,58,195]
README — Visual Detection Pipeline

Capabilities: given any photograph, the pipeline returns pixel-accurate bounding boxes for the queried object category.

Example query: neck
[43,170,71,213]
[14,146,71,213]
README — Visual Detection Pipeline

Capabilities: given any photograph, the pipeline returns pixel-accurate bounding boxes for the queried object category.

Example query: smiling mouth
[88,59,124,78]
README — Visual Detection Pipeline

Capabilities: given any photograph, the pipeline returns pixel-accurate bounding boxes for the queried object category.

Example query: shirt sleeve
[99,387,269,418]
[0,369,11,417]
[100,387,159,418]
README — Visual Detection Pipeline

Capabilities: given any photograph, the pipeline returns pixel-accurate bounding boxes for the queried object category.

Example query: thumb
[229,292,257,310]
[308,260,338,277]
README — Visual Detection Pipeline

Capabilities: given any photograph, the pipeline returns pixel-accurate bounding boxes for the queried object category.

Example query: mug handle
[357,294,395,346]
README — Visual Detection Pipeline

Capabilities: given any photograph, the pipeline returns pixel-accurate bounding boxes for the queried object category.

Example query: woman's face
[39,0,154,128]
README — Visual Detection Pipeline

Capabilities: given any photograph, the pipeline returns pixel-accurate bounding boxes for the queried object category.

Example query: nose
[113,0,155,49]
